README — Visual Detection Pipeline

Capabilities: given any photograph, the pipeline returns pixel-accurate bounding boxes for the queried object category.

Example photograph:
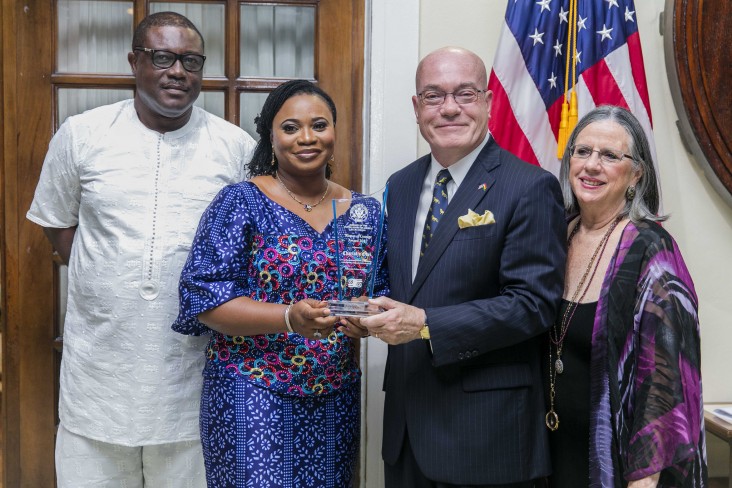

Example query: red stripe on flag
[488,72,541,167]
[547,97,564,140]
[627,32,652,125]
[580,59,630,110]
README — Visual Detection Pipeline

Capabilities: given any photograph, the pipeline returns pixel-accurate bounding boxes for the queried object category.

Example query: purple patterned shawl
[589,220,707,487]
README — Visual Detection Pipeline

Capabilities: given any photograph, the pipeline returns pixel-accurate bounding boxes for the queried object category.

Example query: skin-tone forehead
[415,47,487,90]
[143,25,203,52]
[275,94,334,123]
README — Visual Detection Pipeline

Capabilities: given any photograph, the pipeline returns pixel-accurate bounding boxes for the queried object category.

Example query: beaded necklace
[545,216,620,431]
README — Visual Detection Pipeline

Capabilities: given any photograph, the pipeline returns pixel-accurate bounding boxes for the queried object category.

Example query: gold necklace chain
[545,216,621,432]
[550,217,619,348]
[275,172,330,212]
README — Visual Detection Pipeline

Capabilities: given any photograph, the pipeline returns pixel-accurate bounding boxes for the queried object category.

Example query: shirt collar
[428,133,491,189]
[128,103,201,140]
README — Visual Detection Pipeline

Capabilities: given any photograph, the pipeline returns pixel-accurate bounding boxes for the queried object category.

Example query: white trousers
[56,424,206,488]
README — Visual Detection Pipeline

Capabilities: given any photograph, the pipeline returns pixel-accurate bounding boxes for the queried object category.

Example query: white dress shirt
[411,135,491,281]
[27,100,256,445]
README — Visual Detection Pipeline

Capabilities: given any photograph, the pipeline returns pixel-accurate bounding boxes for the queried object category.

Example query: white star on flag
[625,6,636,22]
[529,28,545,45]
[596,24,613,41]
[548,73,557,89]
[577,15,588,31]
[553,39,563,57]
[605,0,619,8]
[558,6,569,23]
[536,0,551,13]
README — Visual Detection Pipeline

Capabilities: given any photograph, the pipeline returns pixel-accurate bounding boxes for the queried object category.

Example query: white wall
[365,0,732,484]
[363,1,419,486]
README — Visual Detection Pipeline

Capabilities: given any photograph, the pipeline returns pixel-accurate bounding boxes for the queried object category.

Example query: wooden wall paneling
[0,0,20,482]
[2,0,58,486]
[225,0,239,123]
[317,0,364,193]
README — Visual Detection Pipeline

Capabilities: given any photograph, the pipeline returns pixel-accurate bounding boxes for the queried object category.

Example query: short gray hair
[558,105,666,222]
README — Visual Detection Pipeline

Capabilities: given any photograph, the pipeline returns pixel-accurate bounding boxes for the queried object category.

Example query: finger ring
[313,329,322,339]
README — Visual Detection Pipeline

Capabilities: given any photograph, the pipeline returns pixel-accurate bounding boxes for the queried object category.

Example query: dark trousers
[384,432,544,488]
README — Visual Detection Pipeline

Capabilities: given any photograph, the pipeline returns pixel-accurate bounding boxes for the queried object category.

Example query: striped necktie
[420,169,452,257]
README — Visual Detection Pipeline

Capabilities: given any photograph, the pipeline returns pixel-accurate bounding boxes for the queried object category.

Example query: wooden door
[0,1,364,486]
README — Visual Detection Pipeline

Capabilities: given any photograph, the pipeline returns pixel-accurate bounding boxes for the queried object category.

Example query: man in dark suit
[360,46,566,487]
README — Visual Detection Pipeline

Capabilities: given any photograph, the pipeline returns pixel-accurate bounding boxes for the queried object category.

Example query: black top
[545,299,597,488]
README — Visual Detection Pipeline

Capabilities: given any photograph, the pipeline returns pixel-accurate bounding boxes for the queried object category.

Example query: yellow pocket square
[458,209,496,229]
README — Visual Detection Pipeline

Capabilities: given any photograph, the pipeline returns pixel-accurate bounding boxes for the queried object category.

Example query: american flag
[488,0,656,177]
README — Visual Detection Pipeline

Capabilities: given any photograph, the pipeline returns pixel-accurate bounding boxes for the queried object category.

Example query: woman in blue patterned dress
[174,80,388,487]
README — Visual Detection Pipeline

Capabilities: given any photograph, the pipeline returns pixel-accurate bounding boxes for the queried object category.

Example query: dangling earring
[625,186,636,201]
[329,155,335,164]
[271,151,276,167]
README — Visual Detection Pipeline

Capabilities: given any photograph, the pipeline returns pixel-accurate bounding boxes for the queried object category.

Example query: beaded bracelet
[284,303,295,333]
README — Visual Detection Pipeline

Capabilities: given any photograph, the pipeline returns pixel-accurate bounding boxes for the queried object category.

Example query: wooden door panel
[2,1,59,486]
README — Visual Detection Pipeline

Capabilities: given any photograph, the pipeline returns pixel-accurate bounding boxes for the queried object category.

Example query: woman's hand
[628,473,660,488]
[337,316,371,339]
[289,298,340,340]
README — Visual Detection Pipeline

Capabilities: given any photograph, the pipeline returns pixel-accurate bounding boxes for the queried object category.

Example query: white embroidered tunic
[27,100,256,445]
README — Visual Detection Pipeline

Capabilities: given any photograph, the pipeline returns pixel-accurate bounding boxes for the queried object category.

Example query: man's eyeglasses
[134,47,206,73]
[417,88,485,106]
[569,144,635,164]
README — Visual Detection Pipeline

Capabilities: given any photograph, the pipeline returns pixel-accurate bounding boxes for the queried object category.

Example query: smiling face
[412,48,492,166]
[128,25,203,132]
[569,119,642,219]
[271,94,336,177]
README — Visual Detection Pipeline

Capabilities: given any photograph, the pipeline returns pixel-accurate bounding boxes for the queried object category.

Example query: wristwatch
[419,323,430,340]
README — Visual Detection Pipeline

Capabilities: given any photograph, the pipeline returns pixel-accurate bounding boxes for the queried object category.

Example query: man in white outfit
[27,11,255,487]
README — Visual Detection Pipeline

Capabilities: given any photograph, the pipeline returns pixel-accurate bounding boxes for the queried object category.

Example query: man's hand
[359,297,426,345]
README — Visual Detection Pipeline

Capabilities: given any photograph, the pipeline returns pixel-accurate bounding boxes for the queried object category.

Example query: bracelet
[284,303,295,333]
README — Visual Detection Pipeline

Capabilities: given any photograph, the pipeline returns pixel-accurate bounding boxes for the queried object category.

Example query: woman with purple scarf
[545,105,707,487]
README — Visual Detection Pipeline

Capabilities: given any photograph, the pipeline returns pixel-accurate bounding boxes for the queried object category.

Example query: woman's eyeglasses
[569,144,635,164]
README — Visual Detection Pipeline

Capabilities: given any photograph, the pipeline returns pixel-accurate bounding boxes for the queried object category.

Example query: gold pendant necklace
[275,172,329,212]
[545,216,620,431]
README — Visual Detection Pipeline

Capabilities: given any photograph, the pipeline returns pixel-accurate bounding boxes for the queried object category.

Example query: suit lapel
[408,141,500,302]
[389,157,430,298]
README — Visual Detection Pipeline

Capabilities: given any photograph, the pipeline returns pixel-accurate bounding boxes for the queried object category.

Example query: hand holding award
[327,186,387,317]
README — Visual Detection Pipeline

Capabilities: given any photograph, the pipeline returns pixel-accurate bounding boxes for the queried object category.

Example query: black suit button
[464,351,472,359]
[458,353,464,360]
[472,350,479,356]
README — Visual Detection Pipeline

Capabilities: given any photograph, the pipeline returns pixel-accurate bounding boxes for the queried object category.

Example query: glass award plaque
[327,186,388,317]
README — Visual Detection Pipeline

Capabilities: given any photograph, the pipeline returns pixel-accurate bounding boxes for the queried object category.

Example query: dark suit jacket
[382,138,566,485]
